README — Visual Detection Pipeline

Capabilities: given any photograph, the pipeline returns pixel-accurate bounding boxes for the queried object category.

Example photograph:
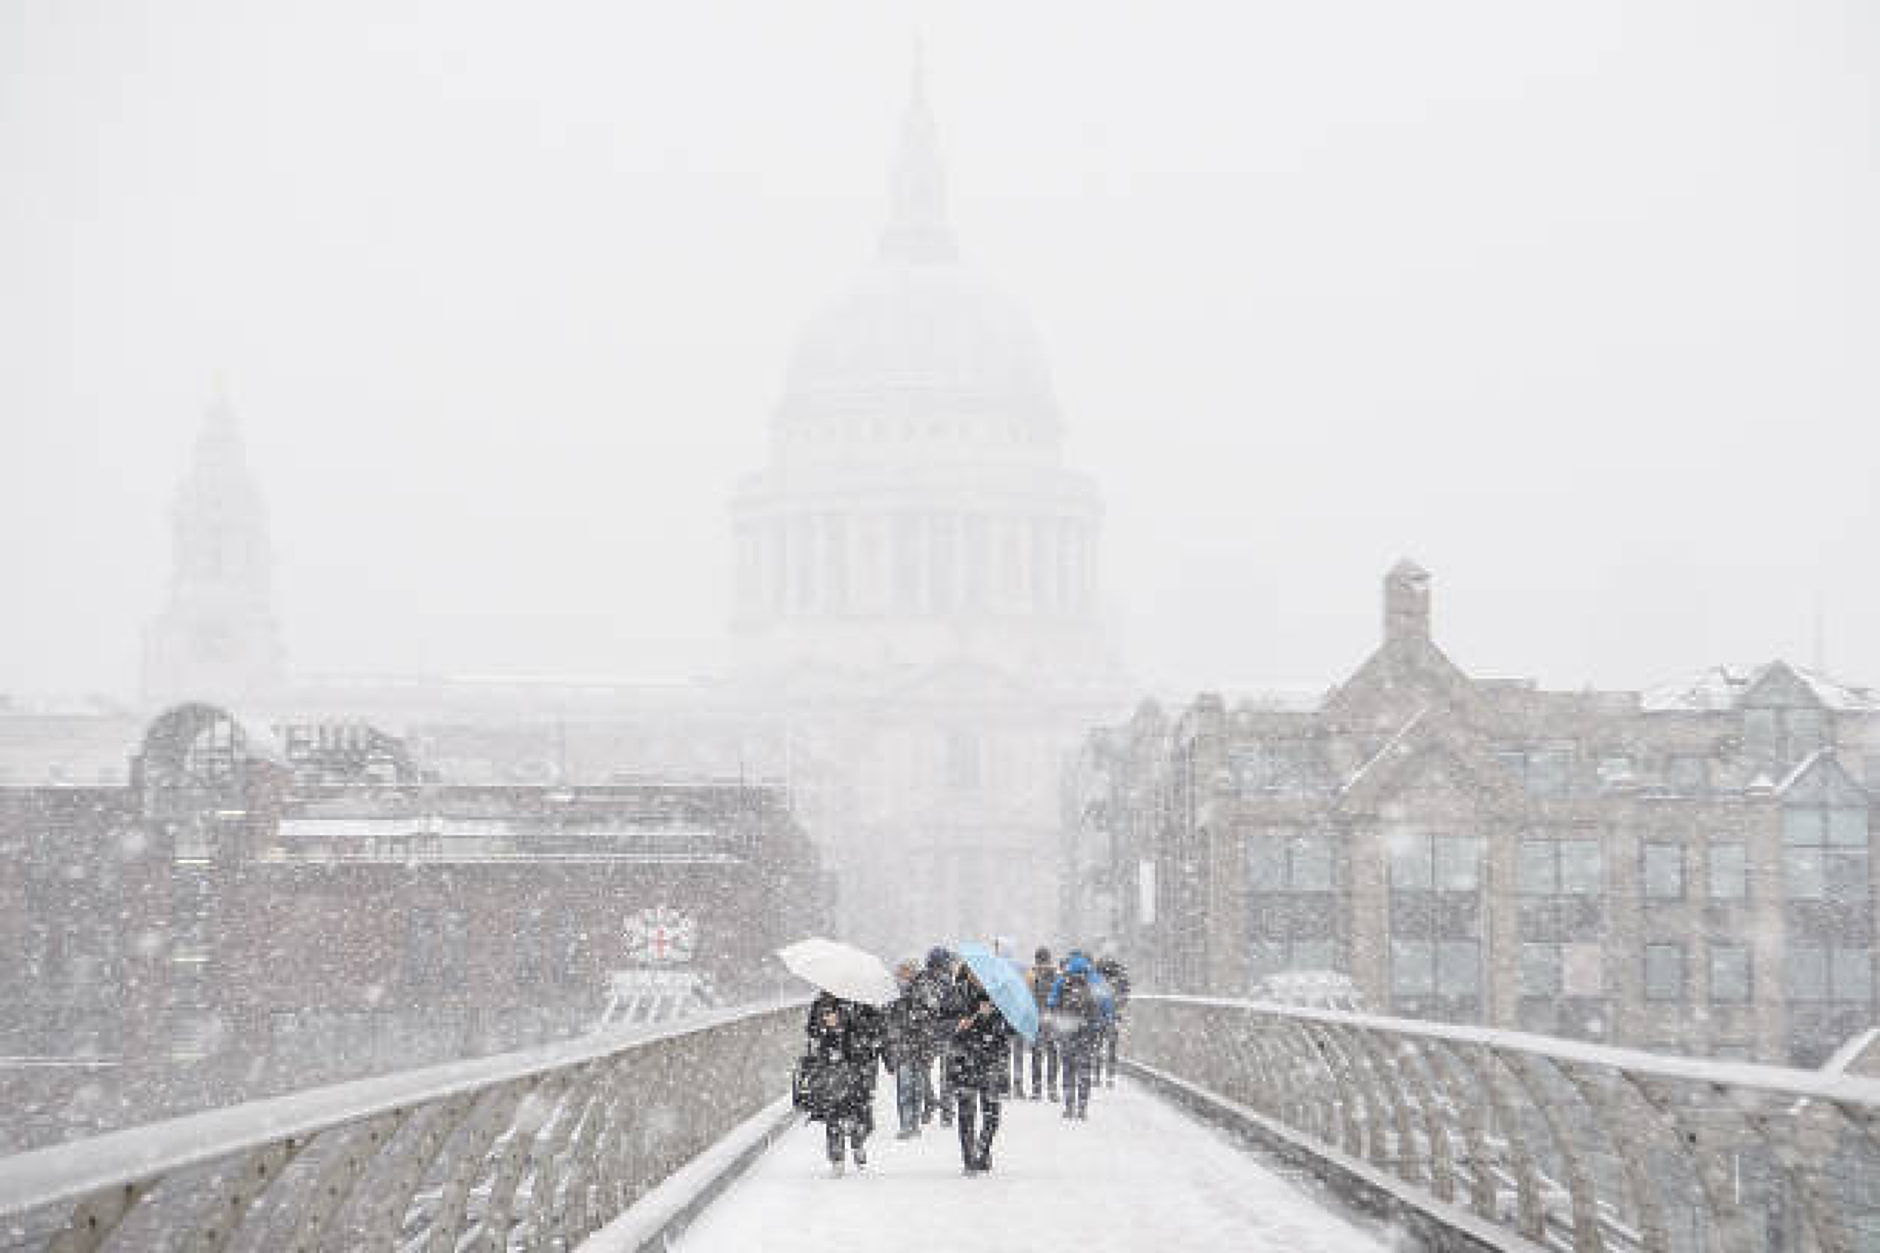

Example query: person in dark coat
[803,991,883,1175]
[945,963,1013,1174]
[883,959,926,1138]
[910,946,955,1125]
[1094,952,1131,1087]
[1046,951,1110,1120]
[1026,945,1060,1101]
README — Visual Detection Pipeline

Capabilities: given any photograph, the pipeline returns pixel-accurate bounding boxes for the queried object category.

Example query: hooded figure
[1093,951,1132,1088]
[803,992,883,1175]
[910,947,955,1124]
[945,963,1013,1174]
[1046,952,1112,1120]
[1025,945,1061,1101]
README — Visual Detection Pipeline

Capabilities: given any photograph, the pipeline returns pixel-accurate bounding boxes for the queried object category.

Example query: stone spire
[142,386,286,708]
[879,40,957,262]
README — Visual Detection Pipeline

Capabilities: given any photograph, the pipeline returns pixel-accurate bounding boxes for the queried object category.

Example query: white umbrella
[776,937,899,1006]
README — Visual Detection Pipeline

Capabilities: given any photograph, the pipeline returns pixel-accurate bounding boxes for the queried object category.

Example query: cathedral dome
[783,255,1056,414]
[772,52,1058,445]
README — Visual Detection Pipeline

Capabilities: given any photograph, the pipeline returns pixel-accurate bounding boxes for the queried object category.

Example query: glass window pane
[1709,944,1749,1003]
[1788,709,1823,757]
[1292,940,1334,972]
[1828,808,1869,848]
[1784,807,1824,845]
[1230,748,1267,794]
[1708,843,1747,900]
[1520,943,1560,996]
[1560,841,1602,894]
[1290,838,1333,891]
[1831,949,1873,1003]
[1391,940,1433,995]
[1389,834,1433,891]
[1826,850,1871,903]
[1645,944,1683,1001]
[1437,940,1480,996]
[1562,943,1605,996]
[1667,757,1707,794]
[1644,844,1684,899]
[1528,749,1571,797]
[1247,838,1285,891]
[1247,941,1285,980]
[1516,843,1555,895]
[1744,709,1778,757]
[1786,946,1826,1000]
[1784,848,1825,899]
[1435,836,1481,891]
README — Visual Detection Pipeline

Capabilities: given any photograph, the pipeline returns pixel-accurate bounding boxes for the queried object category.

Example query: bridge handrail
[0,999,806,1250]
[1132,994,1880,1107]
[1128,994,1880,1253]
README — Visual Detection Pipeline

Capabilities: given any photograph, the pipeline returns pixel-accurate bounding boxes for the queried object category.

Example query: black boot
[956,1097,980,1174]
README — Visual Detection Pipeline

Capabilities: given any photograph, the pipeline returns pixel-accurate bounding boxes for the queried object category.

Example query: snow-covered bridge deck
[675,1079,1389,1253]
[3,998,1877,1251]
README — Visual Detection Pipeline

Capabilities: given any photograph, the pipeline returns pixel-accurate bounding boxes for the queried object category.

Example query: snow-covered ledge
[1127,995,1880,1253]
[0,1000,805,1252]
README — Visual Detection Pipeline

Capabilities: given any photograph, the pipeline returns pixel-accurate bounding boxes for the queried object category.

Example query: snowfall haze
[2,0,1876,700]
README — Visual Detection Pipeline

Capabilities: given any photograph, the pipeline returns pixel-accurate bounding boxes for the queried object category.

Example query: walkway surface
[675,1077,1395,1253]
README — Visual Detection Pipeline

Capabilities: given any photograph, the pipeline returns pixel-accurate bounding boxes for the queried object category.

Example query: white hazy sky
[2,0,1876,701]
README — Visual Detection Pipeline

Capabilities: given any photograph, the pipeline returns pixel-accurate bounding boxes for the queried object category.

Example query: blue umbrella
[957,941,1039,1042]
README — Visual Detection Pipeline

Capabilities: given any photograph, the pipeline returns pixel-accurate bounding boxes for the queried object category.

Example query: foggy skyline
[4,0,1877,702]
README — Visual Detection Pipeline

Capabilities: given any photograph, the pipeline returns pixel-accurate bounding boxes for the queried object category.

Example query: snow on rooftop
[1640,661,1880,714]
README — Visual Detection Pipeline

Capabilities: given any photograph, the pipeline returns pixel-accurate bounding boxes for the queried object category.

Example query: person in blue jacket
[1044,950,1111,1120]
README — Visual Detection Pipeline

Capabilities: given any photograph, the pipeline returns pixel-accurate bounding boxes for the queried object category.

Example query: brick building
[0,702,823,1151]
[1068,562,1878,1066]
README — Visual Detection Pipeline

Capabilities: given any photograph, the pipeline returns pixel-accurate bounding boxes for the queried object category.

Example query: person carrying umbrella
[774,938,897,1176]
[803,990,883,1176]
[944,961,1013,1175]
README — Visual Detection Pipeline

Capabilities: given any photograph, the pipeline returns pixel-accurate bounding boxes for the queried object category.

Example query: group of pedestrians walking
[794,938,1131,1179]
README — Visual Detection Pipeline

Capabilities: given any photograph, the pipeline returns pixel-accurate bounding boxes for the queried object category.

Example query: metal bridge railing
[0,1001,802,1252]
[1127,995,1880,1253]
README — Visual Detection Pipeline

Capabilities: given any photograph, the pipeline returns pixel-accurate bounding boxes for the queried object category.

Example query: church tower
[142,389,286,708]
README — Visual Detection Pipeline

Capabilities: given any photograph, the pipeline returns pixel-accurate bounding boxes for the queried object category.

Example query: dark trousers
[895,1057,924,1132]
[956,1088,1001,1168]
[824,1110,869,1163]
[936,1047,955,1120]
[1098,1021,1121,1082]
[1029,1030,1060,1094]
[1009,1035,1026,1094]
[1062,1035,1095,1115]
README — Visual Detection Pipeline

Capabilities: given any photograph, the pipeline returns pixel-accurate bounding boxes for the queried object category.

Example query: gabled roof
[1321,634,1487,729]
[1775,748,1869,804]
[1640,661,1880,714]
[1332,707,1523,820]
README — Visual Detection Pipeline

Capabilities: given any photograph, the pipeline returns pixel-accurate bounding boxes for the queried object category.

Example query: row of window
[1372,941,1877,1004]
[1245,821,1872,903]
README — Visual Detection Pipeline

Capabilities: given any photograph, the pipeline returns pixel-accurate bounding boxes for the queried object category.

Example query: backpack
[1030,963,1055,1010]
[1058,971,1094,1023]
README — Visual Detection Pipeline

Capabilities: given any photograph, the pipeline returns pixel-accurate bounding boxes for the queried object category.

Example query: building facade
[0,702,822,1152]
[1070,562,1879,1066]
